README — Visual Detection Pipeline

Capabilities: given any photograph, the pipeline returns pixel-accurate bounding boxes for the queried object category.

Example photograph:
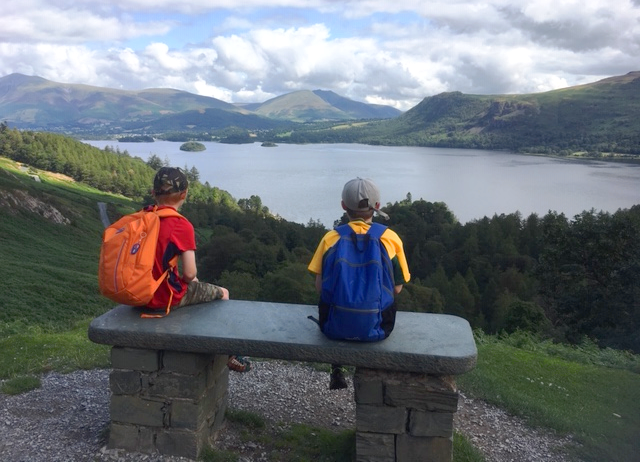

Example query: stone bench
[88,300,477,461]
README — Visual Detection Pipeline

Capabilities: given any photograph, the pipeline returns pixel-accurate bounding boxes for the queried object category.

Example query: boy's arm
[180,250,198,283]
[315,274,322,293]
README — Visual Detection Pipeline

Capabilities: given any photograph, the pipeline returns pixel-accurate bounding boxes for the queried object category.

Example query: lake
[84,141,640,227]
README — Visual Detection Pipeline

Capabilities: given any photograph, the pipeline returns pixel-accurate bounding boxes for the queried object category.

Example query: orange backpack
[98,206,183,317]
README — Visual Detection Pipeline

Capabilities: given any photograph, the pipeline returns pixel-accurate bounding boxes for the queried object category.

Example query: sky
[1,0,638,111]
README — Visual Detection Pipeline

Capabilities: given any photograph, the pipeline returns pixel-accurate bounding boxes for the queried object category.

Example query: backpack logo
[130,243,140,255]
[320,223,395,342]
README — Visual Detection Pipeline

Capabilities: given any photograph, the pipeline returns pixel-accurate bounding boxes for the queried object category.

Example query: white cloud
[0,1,638,111]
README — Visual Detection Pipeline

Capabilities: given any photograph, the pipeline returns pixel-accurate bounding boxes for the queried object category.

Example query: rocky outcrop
[0,189,70,225]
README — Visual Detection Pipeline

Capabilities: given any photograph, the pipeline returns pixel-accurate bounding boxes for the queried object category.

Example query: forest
[1,125,639,353]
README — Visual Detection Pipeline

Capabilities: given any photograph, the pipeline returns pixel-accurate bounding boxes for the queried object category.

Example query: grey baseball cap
[341,177,389,220]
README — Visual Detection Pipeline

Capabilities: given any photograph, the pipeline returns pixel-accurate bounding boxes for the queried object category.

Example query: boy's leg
[177,281,251,373]
[176,281,226,308]
[330,364,348,390]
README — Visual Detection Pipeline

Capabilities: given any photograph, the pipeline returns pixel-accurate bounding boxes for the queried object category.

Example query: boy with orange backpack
[99,166,250,372]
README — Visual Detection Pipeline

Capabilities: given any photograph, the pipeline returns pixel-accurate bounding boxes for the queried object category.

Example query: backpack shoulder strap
[153,206,184,219]
[366,222,387,240]
[335,224,354,237]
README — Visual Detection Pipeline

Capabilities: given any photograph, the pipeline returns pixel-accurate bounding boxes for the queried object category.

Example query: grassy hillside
[374,72,640,155]
[0,157,134,330]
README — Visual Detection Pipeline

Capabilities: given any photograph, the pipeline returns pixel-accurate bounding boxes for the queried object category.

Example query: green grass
[226,408,266,429]
[453,431,486,462]
[458,332,640,462]
[203,409,485,462]
[0,160,125,330]
[0,320,110,380]
[1,375,41,395]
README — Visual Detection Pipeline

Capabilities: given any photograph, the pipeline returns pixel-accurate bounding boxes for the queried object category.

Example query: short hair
[345,199,375,220]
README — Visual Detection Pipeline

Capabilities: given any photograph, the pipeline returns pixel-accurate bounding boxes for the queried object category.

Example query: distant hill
[313,90,401,119]
[0,74,401,134]
[336,71,640,156]
[0,73,246,132]
[251,90,401,122]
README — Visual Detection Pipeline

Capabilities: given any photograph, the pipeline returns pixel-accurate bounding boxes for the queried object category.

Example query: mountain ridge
[338,71,640,155]
[0,73,401,132]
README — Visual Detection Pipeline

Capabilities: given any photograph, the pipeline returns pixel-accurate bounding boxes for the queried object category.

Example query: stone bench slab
[89,300,477,375]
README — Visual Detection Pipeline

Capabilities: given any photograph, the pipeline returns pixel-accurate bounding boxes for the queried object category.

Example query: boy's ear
[341,201,348,211]
[180,190,188,200]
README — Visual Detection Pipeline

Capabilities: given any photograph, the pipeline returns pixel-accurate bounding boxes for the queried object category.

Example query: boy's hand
[220,287,230,300]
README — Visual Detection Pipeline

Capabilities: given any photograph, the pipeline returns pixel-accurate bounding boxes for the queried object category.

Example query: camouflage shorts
[177,281,225,308]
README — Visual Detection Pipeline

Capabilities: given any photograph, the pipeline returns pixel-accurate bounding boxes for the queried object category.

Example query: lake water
[84,141,640,227]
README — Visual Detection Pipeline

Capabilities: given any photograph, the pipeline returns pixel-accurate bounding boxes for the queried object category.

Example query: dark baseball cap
[153,167,189,195]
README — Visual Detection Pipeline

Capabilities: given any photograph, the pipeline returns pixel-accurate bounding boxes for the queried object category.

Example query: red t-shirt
[145,205,196,309]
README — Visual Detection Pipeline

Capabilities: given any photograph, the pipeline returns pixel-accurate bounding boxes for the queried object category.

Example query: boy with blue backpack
[307,178,411,389]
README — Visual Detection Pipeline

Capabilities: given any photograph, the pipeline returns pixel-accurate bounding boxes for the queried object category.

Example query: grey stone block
[108,423,139,451]
[409,410,454,437]
[140,372,153,391]
[137,426,156,454]
[384,374,458,412]
[171,386,219,430]
[111,395,168,427]
[355,432,395,462]
[163,351,213,375]
[109,369,141,395]
[111,347,160,372]
[207,354,229,388]
[155,428,203,459]
[396,434,452,462]
[385,387,458,413]
[108,423,157,454]
[150,371,207,400]
[210,393,228,435]
[356,404,407,434]
[354,370,384,405]
[212,367,229,402]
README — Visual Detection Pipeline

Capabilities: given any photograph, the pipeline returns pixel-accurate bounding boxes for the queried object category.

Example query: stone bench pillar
[107,347,229,459]
[354,368,458,462]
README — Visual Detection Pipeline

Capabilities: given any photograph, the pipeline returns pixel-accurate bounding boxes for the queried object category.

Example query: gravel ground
[0,361,575,461]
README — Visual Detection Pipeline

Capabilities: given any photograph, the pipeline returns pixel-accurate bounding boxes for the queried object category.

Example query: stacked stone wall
[354,368,458,462]
[105,348,461,461]
[108,347,228,459]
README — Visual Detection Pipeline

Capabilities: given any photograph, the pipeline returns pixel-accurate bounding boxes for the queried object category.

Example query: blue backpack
[320,223,395,341]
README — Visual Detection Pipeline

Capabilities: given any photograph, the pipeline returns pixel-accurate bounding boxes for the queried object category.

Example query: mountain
[0,74,401,133]
[0,73,249,132]
[312,90,401,119]
[251,90,401,122]
[343,71,640,155]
